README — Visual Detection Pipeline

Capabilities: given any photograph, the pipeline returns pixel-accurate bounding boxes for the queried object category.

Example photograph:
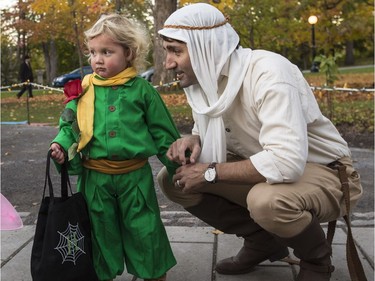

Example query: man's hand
[167,135,201,165]
[172,159,267,193]
[172,163,208,193]
[50,143,65,164]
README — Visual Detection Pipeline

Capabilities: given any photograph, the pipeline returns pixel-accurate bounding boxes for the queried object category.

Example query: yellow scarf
[77,67,137,152]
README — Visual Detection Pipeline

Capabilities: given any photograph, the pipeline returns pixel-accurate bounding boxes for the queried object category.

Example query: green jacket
[52,77,181,176]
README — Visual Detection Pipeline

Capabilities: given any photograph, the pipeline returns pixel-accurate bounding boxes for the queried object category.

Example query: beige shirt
[193,50,350,184]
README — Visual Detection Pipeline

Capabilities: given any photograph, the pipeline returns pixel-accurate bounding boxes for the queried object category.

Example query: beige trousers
[157,157,362,237]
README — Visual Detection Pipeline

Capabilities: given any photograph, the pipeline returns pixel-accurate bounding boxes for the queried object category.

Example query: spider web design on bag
[54,222,87,265]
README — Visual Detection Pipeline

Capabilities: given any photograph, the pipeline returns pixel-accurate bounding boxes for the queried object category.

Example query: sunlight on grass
[1,75,373,137]
[1,90,65,125]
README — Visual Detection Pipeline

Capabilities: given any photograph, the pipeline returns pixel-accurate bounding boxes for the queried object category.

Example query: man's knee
[247,184,274,220]
[246,183,304,234]
[157,167,203,208]
[157,167,171,197]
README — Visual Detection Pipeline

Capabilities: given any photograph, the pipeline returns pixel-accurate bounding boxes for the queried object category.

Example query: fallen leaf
[212,229,223,235]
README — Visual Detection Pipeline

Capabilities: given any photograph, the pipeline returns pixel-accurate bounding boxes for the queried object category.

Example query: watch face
[204,168,216,182]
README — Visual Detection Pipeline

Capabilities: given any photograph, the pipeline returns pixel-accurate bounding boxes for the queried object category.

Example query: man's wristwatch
[204,162,217,183]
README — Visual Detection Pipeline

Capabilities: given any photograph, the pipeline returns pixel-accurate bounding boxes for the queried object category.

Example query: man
[17,55,34,98]
[156,3,363,281]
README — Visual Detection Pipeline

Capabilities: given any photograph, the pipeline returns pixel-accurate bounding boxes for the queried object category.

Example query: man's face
[162,40,198,88]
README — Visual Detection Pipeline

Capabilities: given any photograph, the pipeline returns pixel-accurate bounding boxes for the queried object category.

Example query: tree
[1,0,372,87]
[2,0,113,85]
[152,0,177,86]
[1,34,18,85]
[223,0,311,67]
[114,0,155,67]
[339,0,373,65]
[300,0,373,66]
[151,0,234,85]
[31,0,113,84]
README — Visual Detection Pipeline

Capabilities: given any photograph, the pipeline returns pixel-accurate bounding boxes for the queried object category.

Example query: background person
[50,13,180,281]
[17,54,34,98]
[156,4,363,281]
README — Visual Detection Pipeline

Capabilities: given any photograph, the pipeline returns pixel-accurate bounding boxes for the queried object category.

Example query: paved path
[1,124,374,280]
[1,222,374,280]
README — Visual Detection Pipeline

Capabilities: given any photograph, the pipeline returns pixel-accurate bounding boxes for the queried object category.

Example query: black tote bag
[30,150,99,281]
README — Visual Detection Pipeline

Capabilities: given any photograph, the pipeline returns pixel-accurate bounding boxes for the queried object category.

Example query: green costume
[52,77,180,280]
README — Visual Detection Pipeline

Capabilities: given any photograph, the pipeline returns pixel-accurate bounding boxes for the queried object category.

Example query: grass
[319,98,374,132]
[1,71,373,137]
[303,66,374,77]
[1,89,65,125]
[338,66,374,74]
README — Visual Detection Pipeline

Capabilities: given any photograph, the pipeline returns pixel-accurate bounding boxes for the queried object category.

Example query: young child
[50,14,179,281]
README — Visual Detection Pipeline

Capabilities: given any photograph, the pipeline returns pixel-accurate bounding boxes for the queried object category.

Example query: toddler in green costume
[50,13,180,281]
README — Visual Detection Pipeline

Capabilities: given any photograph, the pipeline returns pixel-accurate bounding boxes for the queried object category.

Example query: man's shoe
[181,194,290,275]
[276,214,334,281]
[297,260,334,281]
[215,240,289,275]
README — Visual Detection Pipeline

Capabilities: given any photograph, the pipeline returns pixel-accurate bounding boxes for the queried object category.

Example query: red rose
[63,79,82,104]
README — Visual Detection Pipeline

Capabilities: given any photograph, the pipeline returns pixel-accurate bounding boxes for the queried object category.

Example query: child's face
[88,33,130,78]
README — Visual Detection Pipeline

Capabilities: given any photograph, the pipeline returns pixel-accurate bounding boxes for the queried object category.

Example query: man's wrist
[204,162,217,183]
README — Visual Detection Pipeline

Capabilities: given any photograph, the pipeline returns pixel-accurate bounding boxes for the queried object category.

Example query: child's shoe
[144,273,166,281]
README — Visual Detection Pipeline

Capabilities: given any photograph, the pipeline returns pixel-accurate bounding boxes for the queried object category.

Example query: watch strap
[207,162,217,183]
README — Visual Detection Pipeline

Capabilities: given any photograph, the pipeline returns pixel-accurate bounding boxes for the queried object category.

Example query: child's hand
[50,143,65,164]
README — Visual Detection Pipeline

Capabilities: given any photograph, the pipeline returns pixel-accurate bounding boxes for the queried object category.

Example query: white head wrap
[158,3,252,163]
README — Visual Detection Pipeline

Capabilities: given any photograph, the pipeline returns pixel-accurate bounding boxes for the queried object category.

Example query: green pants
[78,163,176,280]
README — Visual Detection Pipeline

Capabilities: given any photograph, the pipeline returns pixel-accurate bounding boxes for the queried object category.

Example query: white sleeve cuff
[250,151,284,184]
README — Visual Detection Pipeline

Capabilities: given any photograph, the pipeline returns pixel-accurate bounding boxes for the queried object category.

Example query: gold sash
[83,158,147,175]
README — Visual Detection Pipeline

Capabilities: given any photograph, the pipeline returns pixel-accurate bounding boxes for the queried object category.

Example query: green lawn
[1,76,373,135]
[1,89,65,125]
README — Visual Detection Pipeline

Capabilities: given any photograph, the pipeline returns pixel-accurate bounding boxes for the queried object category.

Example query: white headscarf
[158,3,252,163]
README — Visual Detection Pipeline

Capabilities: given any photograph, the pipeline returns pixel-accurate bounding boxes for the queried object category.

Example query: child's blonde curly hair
[84,13,149,72]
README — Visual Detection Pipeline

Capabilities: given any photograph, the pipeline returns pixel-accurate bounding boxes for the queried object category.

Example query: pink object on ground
[1,193,23,230]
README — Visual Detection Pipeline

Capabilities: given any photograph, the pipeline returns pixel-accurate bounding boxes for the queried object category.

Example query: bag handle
[43,150,72,202]
[327,160,367,281]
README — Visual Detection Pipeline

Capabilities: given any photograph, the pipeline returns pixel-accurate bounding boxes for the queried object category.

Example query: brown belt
[327,160,367,281]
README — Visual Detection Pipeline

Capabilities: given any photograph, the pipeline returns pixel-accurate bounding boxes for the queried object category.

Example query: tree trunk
[152,0,177,86]
[42,40,58,85]
[345,40,355,66]
[115,0,122,12]
[49,40,58,85]
[69,0,84,78]
[249,25,254,49]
